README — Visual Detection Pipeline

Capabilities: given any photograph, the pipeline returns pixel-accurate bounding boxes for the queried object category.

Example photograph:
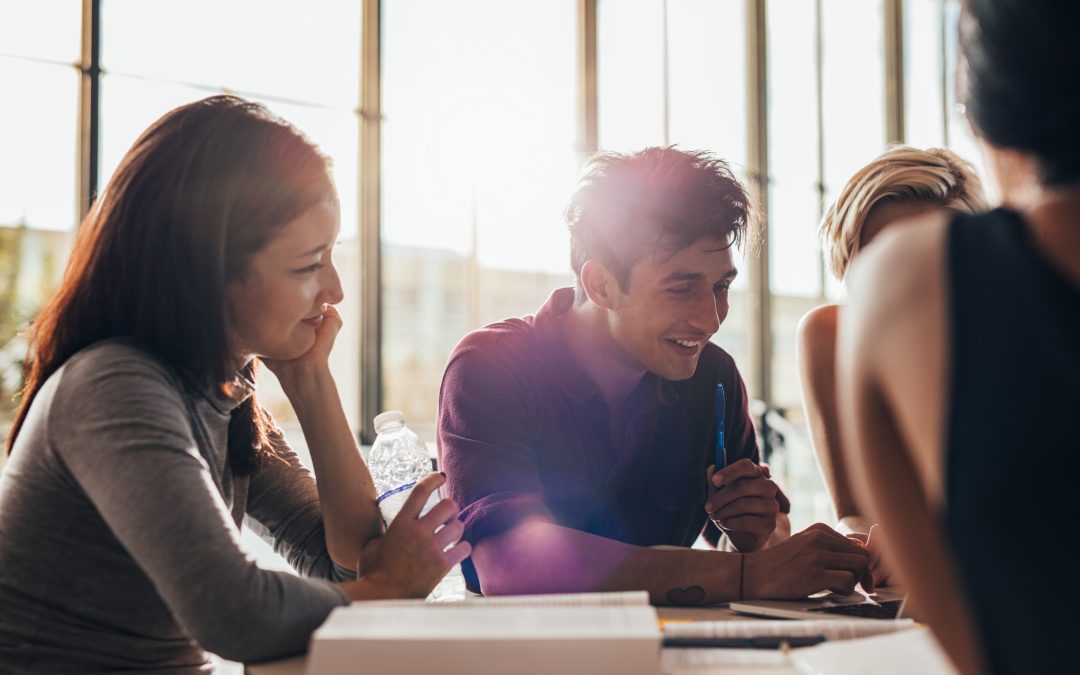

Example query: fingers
[715,514,775,534]
[708,496,777,524]
[711,458,764,487]
[820,570,861,596]
[433,519,465,551]
[706,476,778,515]
[444,540,472,567]
[419,498,460,530]
[398,472,445,520]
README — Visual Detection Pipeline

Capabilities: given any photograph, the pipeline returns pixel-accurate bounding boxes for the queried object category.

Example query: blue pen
[715,383,726,469]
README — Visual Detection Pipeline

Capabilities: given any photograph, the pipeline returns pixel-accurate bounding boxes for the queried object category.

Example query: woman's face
[226,198,343,361]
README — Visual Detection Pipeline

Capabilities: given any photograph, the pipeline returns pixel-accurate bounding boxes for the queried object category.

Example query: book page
[661,647,795,672]
[663,619,916,641]
[792,628,957,675]
[315,604,659,639]
[350,590,649,608]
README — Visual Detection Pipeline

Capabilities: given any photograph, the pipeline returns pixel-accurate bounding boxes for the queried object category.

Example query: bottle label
[376,481,418,506]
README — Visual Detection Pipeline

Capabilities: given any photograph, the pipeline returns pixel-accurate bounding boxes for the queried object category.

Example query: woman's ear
[580,259,617,310]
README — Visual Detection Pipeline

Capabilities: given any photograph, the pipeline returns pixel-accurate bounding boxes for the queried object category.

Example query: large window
[381,0,578,440]
[0,1,80,443]
[0,0,987,532]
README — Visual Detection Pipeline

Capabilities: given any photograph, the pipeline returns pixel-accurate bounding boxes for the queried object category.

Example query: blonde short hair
[820,145,988,279]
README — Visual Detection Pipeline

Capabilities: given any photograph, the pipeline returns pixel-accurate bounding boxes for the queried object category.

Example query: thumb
[398,472,445,520]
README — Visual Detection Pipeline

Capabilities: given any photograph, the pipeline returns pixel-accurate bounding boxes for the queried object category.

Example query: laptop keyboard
[808,599,904,619]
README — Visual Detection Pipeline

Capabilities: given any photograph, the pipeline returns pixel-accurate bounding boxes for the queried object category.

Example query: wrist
[279,366,336,405]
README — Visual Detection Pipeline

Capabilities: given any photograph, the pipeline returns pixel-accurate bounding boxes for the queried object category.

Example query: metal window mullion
[661,0,670,146]
[884,0,905,144]
[358,0,382,445]
[577,0,598,159]
[940,0,950,147]
[745,0,770,404]
[77,0,101,221]
[815,0,827,302]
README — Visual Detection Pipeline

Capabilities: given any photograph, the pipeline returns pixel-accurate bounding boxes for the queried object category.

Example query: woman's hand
[262,304,342,392]
[346,473,472,600]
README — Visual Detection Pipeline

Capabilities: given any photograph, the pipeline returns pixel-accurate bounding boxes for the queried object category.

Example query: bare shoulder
[796,304,839,352]
[845,211,951,332]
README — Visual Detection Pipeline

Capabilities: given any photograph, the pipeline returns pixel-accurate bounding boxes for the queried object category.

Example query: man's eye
[667,287,693,296]
[714,282,732,294]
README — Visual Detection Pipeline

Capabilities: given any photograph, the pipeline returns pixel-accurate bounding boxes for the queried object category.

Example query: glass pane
[598,0,665,151]
[101,0,361,107]
[0,58,79,230]
[667,0,747,169]
[943,0,990,198]
[382,0,578,439]
[0,57,78,445]
[98,76,211,190]
[904,0,945,148]
[766,0,820,298]
[0,0,81,63]
[821,0,886,208]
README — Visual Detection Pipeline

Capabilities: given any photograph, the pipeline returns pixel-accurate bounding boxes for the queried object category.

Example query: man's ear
[580,259,618,310]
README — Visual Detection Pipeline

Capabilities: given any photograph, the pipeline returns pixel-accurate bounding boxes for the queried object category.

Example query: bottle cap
[373,410,406,433]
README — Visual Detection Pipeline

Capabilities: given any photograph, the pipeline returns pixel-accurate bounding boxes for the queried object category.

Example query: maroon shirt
[437,288,762,591]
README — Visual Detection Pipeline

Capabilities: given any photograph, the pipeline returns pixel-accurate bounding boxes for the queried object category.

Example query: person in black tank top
[947,208,1080,674]
[834,1,1080,674]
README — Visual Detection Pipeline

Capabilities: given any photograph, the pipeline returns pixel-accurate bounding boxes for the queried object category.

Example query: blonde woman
[796,146,987,584]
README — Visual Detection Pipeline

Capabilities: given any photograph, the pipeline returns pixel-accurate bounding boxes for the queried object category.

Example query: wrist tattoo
[665,585,707,606]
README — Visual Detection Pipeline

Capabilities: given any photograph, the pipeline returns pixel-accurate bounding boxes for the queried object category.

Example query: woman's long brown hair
[7,95,334,473]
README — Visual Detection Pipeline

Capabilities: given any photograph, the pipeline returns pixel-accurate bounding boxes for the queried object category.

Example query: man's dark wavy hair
[564,147,759,303]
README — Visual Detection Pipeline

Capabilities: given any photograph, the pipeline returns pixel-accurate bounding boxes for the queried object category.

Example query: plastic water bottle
[368,410,467,602]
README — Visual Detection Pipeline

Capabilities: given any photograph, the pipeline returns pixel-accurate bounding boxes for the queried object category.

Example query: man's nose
[689,292,721,335]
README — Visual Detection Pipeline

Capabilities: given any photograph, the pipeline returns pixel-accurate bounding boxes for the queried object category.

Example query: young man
[438,148,870,605]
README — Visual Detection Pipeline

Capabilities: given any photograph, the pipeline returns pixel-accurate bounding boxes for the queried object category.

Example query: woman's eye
[295,263,325,274]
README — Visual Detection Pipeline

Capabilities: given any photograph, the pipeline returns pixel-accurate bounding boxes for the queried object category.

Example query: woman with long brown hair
[0,95,469,672]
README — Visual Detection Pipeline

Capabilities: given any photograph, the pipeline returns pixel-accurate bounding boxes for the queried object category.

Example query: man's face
[607,236,737,381]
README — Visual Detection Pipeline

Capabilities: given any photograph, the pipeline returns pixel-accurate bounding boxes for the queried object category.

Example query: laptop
[728,586,910,621]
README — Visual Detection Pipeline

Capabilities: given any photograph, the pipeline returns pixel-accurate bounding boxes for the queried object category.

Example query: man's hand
[705,459,781,552]
[353,473,472,599]
[744,523,874,599]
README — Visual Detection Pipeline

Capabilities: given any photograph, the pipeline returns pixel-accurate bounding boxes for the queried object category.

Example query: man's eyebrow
[659,271,706,284]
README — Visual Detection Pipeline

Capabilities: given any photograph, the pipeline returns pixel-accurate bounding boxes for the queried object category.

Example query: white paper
[663,619,916,641]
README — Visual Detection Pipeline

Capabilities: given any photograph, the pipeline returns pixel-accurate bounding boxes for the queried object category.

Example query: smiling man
[437,148,871,604]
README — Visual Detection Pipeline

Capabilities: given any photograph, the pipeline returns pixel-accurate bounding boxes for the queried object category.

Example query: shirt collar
[532,287,679,408]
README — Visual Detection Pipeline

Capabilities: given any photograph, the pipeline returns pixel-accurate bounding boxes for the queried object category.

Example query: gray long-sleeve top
[0,340,351,673]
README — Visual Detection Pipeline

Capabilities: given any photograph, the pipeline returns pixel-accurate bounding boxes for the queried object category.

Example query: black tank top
[946,208,1080,674]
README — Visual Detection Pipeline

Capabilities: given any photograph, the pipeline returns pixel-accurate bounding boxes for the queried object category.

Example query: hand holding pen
[704,384,786,551]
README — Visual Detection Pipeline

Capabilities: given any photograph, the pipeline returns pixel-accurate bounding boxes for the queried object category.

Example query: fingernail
[439,471,447,477]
